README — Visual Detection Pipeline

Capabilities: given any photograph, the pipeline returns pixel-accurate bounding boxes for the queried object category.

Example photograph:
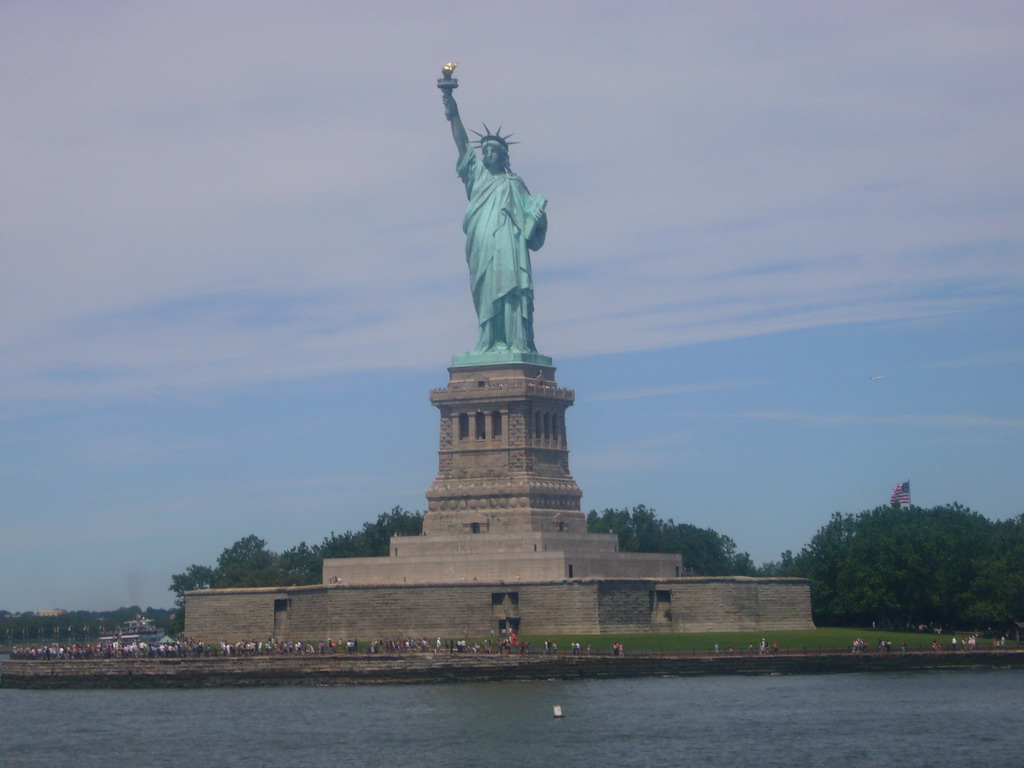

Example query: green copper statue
[440,65,548,358]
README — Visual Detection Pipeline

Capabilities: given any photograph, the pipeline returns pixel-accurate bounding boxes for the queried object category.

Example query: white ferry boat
[97,616,164,646]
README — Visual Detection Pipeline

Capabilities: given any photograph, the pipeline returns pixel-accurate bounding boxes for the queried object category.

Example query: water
[2,670,1021,767]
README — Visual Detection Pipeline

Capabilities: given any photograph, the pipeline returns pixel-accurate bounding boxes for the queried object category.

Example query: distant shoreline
[3,648,1022,689]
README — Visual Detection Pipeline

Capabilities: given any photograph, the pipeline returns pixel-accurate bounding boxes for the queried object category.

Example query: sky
[2,1,1022,613]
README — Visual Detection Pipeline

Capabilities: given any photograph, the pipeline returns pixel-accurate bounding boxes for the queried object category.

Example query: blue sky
[2,2,1022,612]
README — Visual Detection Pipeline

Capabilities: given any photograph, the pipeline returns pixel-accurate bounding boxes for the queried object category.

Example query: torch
[437,62,459,94]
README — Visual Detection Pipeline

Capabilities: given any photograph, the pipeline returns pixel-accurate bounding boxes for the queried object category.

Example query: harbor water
[2,668,1021,767]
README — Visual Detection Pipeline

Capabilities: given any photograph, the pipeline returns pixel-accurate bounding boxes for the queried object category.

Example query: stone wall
[186,577,813,641]
[597,580,656,633]
[323,543,682,586]
[669,578,813,633]
[185,588,284,641]
[519,582,601,634]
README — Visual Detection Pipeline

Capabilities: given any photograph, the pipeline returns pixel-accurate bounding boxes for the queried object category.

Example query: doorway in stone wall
[498,617,521,636]
[274,598,290,637]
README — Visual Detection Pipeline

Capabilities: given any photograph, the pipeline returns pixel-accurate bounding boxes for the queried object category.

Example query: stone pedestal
[322,360,683,587]
[423,362,584,536]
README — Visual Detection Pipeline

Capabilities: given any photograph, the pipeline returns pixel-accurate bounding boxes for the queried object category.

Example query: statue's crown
[471,124,518,151]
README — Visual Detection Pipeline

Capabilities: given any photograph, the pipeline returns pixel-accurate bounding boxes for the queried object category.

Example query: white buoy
[552,705,563,718]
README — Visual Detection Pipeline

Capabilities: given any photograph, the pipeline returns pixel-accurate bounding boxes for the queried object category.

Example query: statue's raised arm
[436,64,548,360]
[438,62,469,157]
[442,91,470,157]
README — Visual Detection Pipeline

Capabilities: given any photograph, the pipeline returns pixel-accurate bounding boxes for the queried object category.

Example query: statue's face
[481,142,507,174]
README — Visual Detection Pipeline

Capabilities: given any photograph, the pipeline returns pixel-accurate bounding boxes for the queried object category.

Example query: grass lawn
[508,627,1009,654]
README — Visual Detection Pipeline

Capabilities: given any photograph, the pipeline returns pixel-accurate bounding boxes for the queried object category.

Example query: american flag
[890,481,910,505]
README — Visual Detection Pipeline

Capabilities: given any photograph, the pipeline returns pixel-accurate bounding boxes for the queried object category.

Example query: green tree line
[0,606,175,646]
[586,505,756,575]
[761,503,1024,631]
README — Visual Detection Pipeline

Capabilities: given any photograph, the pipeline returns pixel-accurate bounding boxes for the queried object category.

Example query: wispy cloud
[573,432,701,475]
[587,380,768,403]
[737,410,1024,430]
[919,349,1024,371]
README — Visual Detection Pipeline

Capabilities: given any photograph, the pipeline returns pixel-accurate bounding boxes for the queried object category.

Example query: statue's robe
[457,147,546,354]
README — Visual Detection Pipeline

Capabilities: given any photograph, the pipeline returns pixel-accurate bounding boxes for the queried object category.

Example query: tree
[585,505,755,576]
[169,564,216,610]
[318,507,423,559]
[757,550,796,577]
[969,514,1024,627]
[278,542,321,586]
[781,503,1021,630]
[215,535,284,588]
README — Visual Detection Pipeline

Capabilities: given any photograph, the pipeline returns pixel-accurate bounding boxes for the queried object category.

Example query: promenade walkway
[4,646,1022,688]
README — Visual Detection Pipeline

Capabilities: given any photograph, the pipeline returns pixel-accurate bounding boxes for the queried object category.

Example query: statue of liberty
[440,66,548,358]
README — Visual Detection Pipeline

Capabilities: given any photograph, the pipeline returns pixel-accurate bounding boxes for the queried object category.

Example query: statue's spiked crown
[471,124,518,151]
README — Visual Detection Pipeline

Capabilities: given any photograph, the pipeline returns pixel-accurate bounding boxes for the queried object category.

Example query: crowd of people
[11,641,187,660]
[8,634,623,660]
[10,633,1014,661]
